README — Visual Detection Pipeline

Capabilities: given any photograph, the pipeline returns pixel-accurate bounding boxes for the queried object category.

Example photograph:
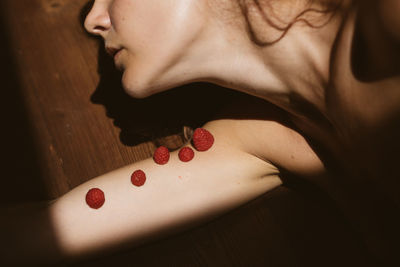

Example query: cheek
[111,0,178,48]
[112,0,206,97]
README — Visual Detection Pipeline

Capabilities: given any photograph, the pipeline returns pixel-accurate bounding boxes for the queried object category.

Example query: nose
[84,1,111,37]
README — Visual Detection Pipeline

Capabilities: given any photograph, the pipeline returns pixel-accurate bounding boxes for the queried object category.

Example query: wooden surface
[0,0,373,266]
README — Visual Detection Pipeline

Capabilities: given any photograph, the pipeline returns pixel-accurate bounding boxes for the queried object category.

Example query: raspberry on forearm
[178,147,195,162]
[153,146,170,165]
[85,188,105,209]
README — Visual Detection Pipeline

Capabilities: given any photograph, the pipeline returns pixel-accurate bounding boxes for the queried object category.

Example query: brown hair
[236,0,345,45]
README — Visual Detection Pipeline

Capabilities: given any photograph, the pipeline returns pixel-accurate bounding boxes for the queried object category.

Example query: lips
[105,46,124,70]
[106,47,122,58]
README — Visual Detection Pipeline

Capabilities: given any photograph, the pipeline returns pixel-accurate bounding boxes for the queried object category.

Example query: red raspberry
[85,188,105,209]
[178,147,195,162]
[131,169,146,187]
[153,146,170,165]
[192,128,214,151]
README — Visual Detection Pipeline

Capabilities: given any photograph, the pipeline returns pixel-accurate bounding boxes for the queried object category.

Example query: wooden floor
[0,0,374,266]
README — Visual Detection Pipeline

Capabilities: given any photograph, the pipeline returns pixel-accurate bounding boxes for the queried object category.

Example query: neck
[208,6,345,115]
[191,0,351,153]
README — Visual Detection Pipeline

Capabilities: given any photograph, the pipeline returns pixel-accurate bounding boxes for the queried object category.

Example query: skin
[2,0,400,265]
[85,0,214,97]
[84,0,288,98]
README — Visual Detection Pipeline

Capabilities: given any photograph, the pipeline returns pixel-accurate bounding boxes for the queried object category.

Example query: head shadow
[92,46,243,146]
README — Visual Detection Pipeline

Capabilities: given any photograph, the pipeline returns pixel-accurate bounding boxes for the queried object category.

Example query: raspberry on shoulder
[192,128,214,151]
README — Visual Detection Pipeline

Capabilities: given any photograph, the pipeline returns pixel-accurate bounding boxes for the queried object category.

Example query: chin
[121,68,189,99]
[122,84,152,99]
[121,70,155,99]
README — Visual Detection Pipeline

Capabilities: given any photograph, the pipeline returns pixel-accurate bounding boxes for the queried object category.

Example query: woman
[3,0,400,265]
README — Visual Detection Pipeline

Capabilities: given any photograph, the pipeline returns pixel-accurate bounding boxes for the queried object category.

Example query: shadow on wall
[79,0,245,148]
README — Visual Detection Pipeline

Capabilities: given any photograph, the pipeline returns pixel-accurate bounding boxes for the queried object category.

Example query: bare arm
[1,119,282,265]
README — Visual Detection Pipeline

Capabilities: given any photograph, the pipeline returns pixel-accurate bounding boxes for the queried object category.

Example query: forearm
[2,121,282,264]
[50,147,280,260]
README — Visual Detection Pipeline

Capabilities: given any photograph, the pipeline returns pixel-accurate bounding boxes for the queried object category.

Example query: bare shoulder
[204,97,325,178]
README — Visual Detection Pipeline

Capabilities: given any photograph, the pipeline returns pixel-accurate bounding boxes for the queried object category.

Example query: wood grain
[0,0,373,266]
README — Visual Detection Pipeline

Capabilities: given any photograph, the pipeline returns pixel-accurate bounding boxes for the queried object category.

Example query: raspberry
[192,128,214,151]
[85,188,105,209]
[178,147,195,162]
[131,169,146,187]
[153,146,170,165]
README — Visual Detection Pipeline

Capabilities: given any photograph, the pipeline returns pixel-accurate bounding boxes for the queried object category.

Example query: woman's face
[85,0,210,98]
